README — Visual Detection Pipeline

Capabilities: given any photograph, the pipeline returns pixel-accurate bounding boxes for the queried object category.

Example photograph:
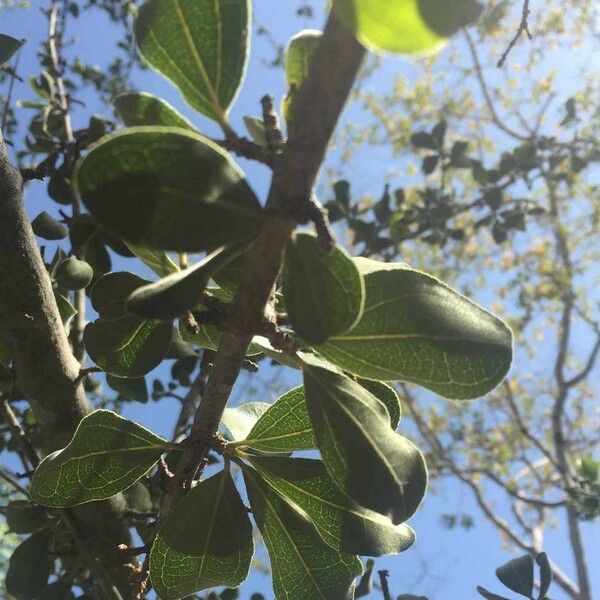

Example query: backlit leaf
[283,233,365,344]
[317,258,513,399]
[334,0,483,55]
[240,386,315,454]
[84,314,172,377]
[134,0,250,125]
[126,244,247,320]
[31,410,167,507]
[221,401,272,442]
[150,469,254,599]
[126,243,180,278]
[358,379,401,429]
[75,127,263,252]
[243,466,362,600]
[304,365,427,524]
[249,456,415,557]
[114,92,196,129]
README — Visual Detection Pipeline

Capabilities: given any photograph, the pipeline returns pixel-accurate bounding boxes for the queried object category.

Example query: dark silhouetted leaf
[283,233,365,344]
[6,529,52,600]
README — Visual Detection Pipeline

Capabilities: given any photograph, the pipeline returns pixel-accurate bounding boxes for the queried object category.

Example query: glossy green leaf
[317,258,512,399]
[221,401,272,442]
[91,271,150,320]
[0,34,25,66]
[114,92,196,129]
[358,379,401,429]
[495,554,534,597]
[126,243,180,278]
[240,386,315,453]
[180,320,262,357]
[304,365,427,524]
[84,314,172,377]
[126,244,247,320]
[107,374,149,403]
[134,0,250,124]
[243,466,362,600]
[249,456,415,557]
[75,127,263,252]
[150,469,254,599]
[54,256,93,290]
[31,211,68,240]
[283,30,322,129]
[31,410,166,507]
[283,233,365,344]
[6,529,52,600]
[334,0,483,54]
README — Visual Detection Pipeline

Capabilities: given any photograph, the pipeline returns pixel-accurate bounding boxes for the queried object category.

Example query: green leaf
[334,0,482,55]
[477,587,511,600]
[536,553,552,599]
[358,379,401,429]
[75,127,264,252]
[221,401,272,442]
[4,501,50,534]
[243,116,267,147]
[283,233,365,344]
[84,314,172,377]
[180,320,262,357]
[355,559,374,598]
[0,34,25,66]
[240,386,315,453]
[31,211,68,240]
[249,456,415,557]
[54,292,77,325]
[91,271,150,320]
[31,410,167,507]
[134,0,251,125]
[114,92,196,129]
[126,243,180,278]
[495,554,534,598]
[126,244,247,320]
[243,466,362,600]
[317,258,513,399]
[150,469,254,599]
[304,365,427,524]
[107,374,149,403]
[54,256,94,290]
[6,529,52,600]
[283,30,322,130]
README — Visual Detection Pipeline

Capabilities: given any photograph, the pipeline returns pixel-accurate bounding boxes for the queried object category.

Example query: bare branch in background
[497,0,533,68]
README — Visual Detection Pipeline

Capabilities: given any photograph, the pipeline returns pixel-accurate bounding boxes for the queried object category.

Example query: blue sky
[1,1,598,599]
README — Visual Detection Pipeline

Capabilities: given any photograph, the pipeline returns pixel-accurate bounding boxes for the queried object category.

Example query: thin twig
[378,570,392,600]
[497,0,533,68]
[1,50,21,134]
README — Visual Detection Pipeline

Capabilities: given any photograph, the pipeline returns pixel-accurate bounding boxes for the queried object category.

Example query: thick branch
[190,11,365,441]
[0,132,135,597]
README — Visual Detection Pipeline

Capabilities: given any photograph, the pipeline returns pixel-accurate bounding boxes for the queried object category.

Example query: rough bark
[0,132,135,597]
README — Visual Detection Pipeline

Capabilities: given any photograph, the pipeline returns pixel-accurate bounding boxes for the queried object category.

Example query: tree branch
[0,130,136,596]
[497,0,533,68]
